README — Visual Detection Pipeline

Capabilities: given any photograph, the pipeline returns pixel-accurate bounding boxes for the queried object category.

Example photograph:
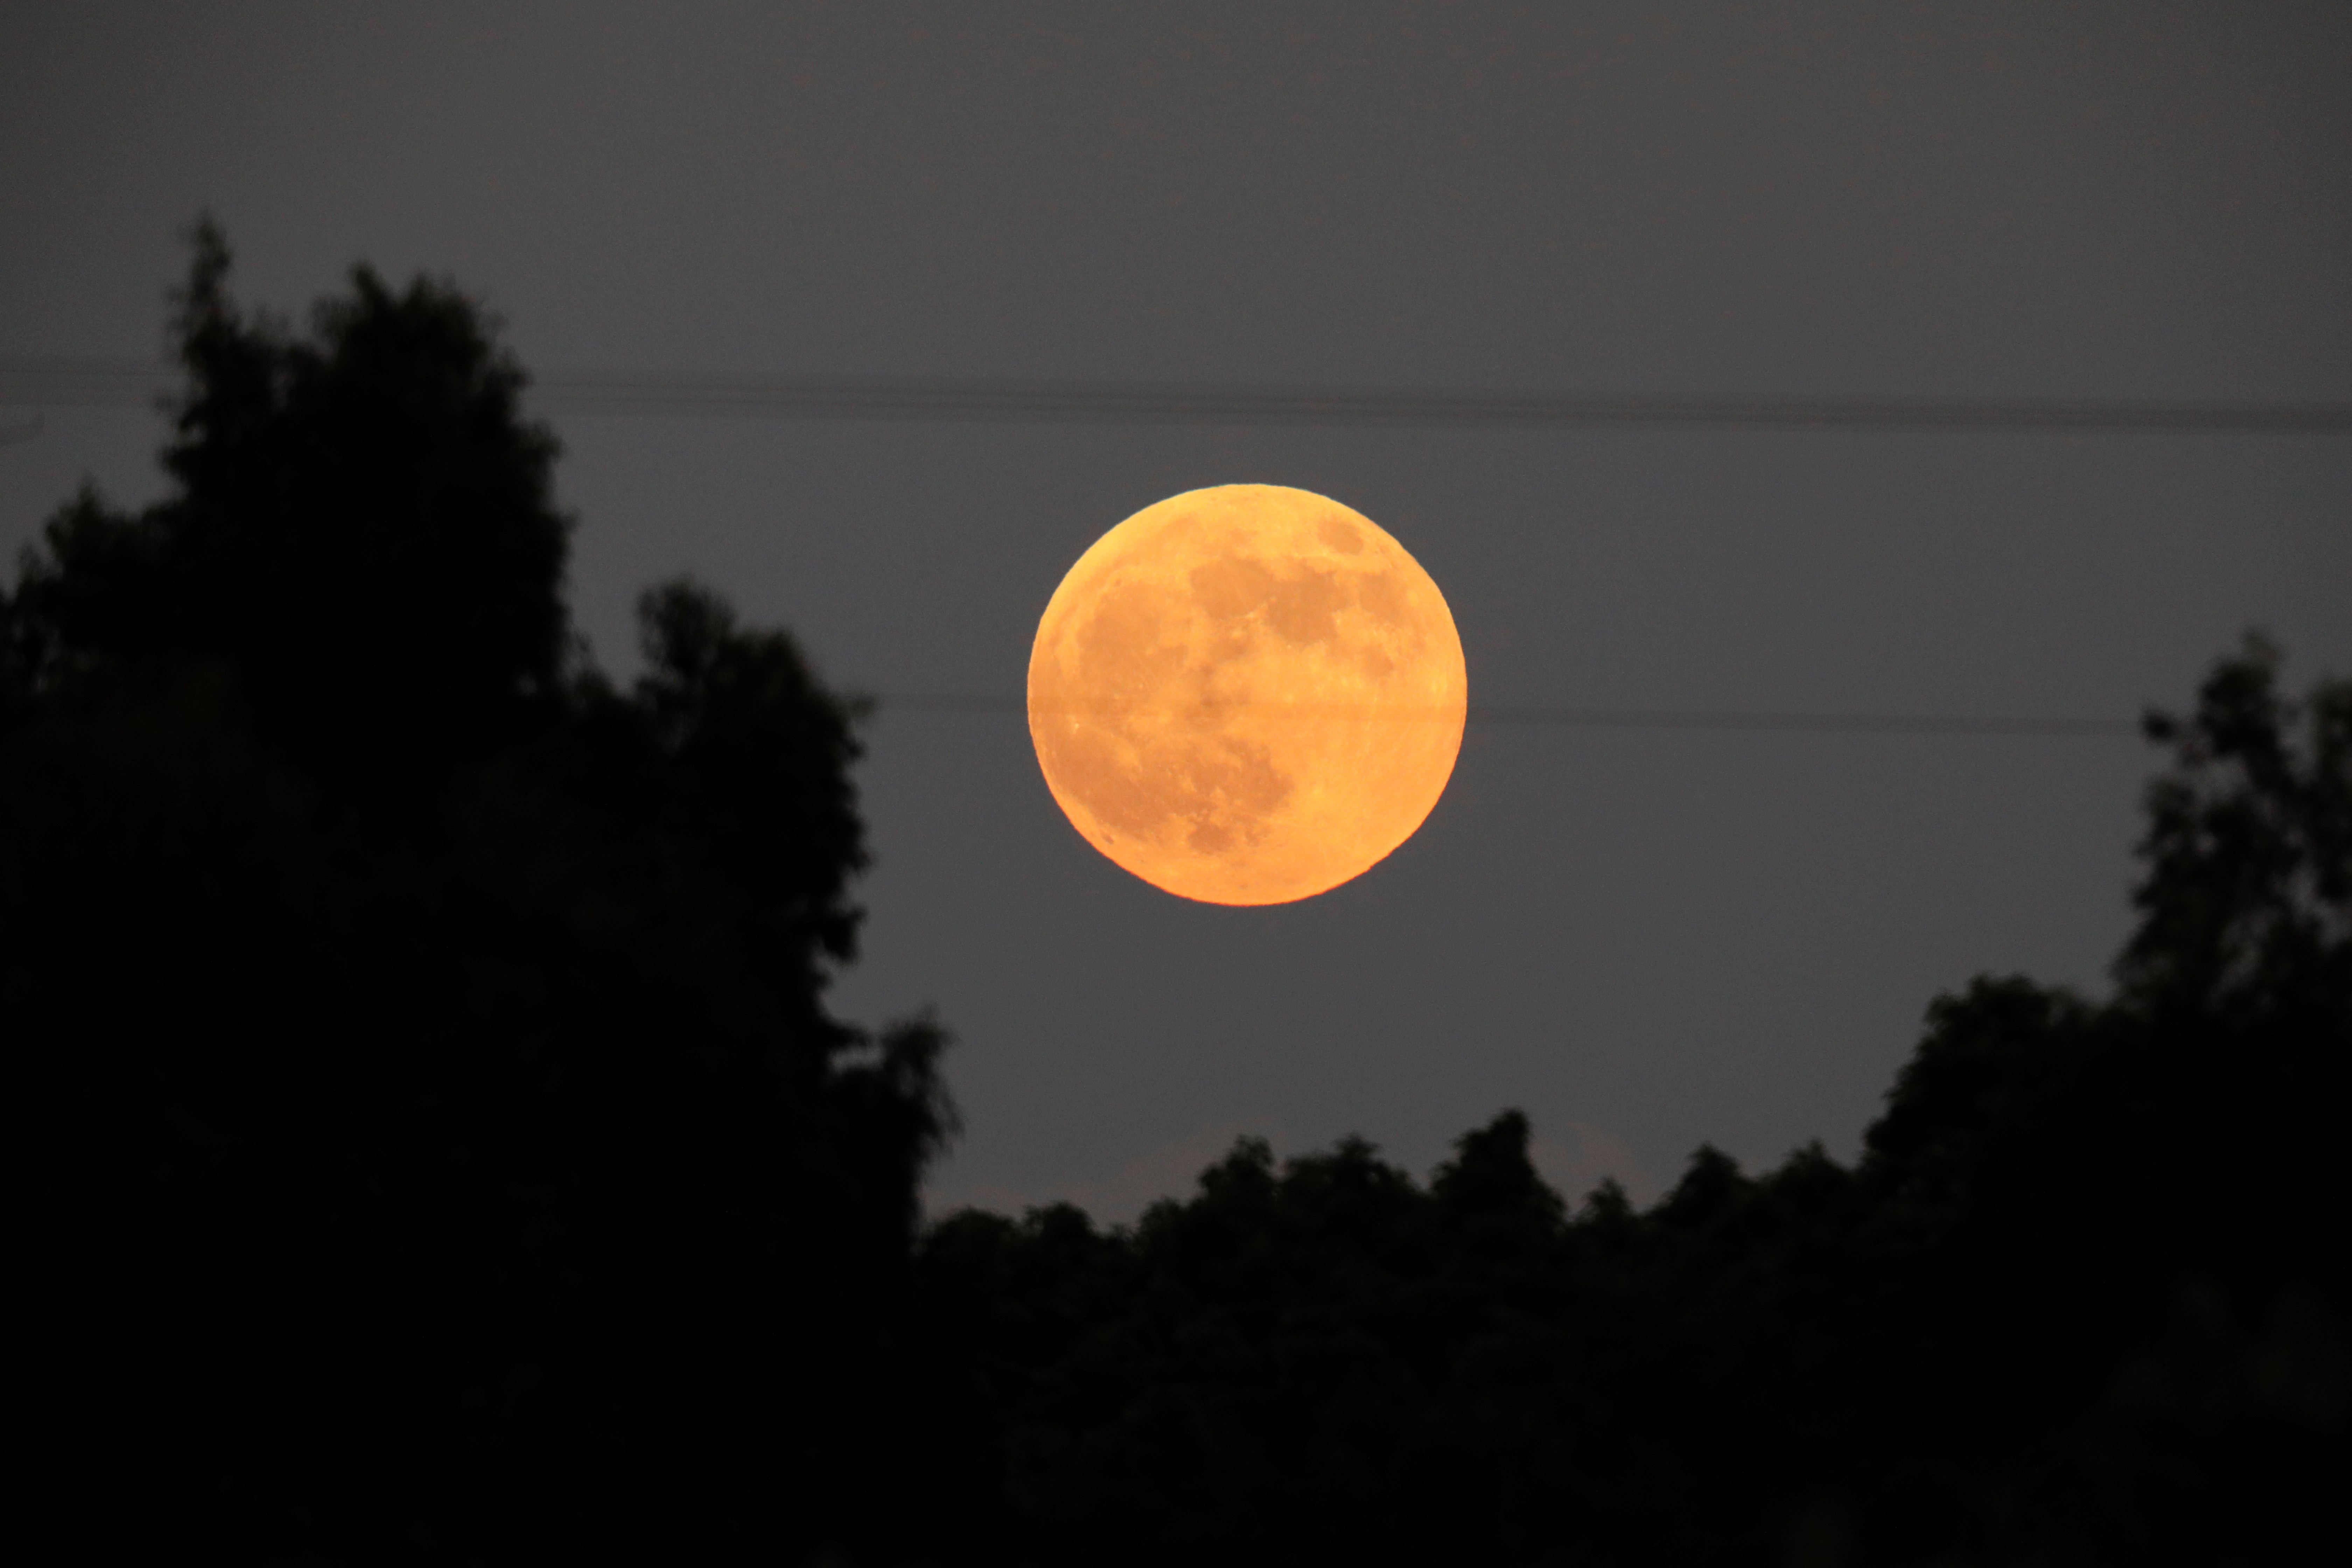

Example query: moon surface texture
[1028,484,1468,906]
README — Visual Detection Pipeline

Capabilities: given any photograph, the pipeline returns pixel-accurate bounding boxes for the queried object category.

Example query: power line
[0,353,2164,741]
[0,354,2221,735]
[1468,705,2139,736]
[880,693,2142,738]
[2,356,2347,432]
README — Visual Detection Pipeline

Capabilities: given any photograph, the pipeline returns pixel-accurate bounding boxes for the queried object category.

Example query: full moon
[1028,484,1467,905]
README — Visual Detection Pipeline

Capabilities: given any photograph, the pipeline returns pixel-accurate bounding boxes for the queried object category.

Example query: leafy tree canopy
[6,223,950,1566]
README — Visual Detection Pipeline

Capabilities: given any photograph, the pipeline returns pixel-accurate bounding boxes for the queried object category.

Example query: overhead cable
[878,693,2142,738]
[2,357,2347,432]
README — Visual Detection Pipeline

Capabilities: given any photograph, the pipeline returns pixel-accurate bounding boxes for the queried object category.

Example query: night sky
[5,2,2347,1219]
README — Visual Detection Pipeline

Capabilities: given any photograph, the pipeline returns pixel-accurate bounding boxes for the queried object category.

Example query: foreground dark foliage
[920,643,2349,1567]
[6,226,950,1565]
[8,231,2342,1566]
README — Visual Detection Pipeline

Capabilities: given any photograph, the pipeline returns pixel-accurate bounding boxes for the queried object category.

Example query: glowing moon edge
[1027,483,1467,906]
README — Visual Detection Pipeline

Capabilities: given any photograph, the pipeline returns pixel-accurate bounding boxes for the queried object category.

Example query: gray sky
[5,1,2348,1218]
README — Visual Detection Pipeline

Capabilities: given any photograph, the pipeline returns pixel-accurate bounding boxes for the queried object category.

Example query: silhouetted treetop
[11,217,570,783]
[2124,633,2351,1028]
[630,579,870,968]
[1432,1107,1564,1226]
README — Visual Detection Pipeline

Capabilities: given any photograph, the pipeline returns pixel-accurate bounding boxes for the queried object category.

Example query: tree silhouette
[8,223,2342,1568]
[919,638,2349,1567]
[6,223,949,1566]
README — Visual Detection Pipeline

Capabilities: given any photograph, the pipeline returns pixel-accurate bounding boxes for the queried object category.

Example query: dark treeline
[6,236,2346,1566]
[917,639,2348,1565]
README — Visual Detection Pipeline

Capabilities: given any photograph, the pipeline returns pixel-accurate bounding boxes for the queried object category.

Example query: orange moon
[1028,484,1467,905]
